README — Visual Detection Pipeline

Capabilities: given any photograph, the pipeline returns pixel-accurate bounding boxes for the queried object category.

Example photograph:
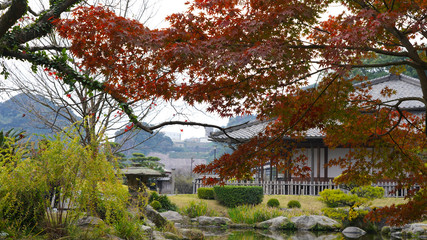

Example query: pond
[197,228,391,240]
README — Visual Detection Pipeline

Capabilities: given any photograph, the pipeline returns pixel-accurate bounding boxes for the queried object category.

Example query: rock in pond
[255,216,295,230]
[196,216,232,226]
[291,215,341,231]
[402,223,427,238]
[342,226,366,238]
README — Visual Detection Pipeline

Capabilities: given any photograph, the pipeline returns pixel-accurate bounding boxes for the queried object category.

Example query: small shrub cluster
[227,205,283,224]
[287,200,301,208]
[319,189,361,207]
[148,192,177,212]
[180,201,217,218]
[267,198,280,208]
[197,187,215,200]
[350,186,384,200]
[214,186,263,208]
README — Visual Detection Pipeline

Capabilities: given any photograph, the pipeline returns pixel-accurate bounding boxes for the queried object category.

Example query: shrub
[267,198,280,208]
[197,187,215,200]
[150,200,162,210]
[180,201,217,218]
[350,186,384,200]
[227,205,285,224]
[287,200,301,209]
[213,186,263,208]
[149,193,177,212]
[319,189,361,207]
[148,191,159,203]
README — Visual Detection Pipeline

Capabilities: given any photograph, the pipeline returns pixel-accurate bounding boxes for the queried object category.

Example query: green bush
[148,191,159,203]
[267,198,280,208]
[197,187,215,200]
[319,189,361,207]
[287,200,301,208]
[148,193,177,212]
[150,200,162,210]
[350,186,384,200]
[213,186,263,208]
[0,188,45,232]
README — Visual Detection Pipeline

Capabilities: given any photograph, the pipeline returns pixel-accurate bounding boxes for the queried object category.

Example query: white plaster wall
[291,147,350,179]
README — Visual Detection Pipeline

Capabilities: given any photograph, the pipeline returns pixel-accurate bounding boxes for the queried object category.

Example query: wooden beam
[317,147,321,181]
[324,147,328,179]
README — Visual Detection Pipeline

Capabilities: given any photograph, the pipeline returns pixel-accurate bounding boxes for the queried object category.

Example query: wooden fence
[192,179,413,197]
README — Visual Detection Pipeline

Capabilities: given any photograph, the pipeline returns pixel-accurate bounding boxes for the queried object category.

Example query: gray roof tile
[210,74,424,143]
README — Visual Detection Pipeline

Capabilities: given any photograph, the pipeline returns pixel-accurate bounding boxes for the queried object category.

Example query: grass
[168,194,229,216]
[169,194,407,219]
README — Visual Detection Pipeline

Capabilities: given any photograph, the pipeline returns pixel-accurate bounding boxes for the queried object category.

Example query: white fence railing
[192,179,414,197]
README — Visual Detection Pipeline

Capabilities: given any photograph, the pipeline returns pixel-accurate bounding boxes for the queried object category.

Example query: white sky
[146,0,229,140]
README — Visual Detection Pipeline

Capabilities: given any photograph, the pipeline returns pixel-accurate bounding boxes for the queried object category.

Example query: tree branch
[0,0,27,38]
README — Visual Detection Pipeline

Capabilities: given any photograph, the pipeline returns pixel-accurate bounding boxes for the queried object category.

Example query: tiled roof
[354,74,423,110]
[121,167,165,176]
[210,74,424,143]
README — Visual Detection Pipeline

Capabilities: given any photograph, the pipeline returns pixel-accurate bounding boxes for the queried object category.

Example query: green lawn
[168,194,407,218]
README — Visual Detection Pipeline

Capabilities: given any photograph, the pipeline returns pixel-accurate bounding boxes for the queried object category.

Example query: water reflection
[199,228,390,240]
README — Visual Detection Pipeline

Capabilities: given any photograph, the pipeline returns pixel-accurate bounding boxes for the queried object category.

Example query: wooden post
[310,144,314,182]
[324,147,328,180]
[317,147,321,181]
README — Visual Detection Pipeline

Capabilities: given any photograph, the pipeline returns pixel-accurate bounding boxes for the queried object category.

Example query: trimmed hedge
[267,198,280,208]
[213,186,263,208]
[287,200,301,208]
[197,187,215,199]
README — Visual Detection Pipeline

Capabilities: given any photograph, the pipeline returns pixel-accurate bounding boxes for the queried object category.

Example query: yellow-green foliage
[0,126,132,237]
[350,186,384,200]
[180,200,218,218]
[319,189,362,207]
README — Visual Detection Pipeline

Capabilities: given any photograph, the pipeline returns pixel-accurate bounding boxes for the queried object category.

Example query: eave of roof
[209,74,425,144]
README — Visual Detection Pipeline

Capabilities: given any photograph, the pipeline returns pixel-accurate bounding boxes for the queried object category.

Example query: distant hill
[0,93,75,136]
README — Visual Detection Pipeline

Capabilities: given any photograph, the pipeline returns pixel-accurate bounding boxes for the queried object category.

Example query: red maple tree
[55,1,427,224]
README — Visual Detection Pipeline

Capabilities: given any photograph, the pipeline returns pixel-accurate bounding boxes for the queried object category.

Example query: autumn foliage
[54,1,427,224]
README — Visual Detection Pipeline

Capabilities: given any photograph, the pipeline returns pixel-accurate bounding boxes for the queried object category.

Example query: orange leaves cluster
[55,6,175,103]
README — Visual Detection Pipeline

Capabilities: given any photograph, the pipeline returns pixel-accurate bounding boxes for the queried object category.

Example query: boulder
[144,205,168,228]
[255,216,295,230]
[160,211,185,222]
[180,228,205,240]
[76,216,104,227]
[153,230,167,240]
[163,232,181,240]
[342,226,366,238]
[197,216,231,226]
[140,225,153,238]
[291,215,341,231]
[402,223,427,238]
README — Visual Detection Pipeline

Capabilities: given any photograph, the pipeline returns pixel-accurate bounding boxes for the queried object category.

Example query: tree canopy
[2,0,426,224]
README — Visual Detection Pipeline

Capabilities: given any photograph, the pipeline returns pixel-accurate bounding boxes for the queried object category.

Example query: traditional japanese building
[209,74,424,182]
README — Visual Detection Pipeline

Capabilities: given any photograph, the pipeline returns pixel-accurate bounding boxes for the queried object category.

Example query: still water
[198,228,391,240]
